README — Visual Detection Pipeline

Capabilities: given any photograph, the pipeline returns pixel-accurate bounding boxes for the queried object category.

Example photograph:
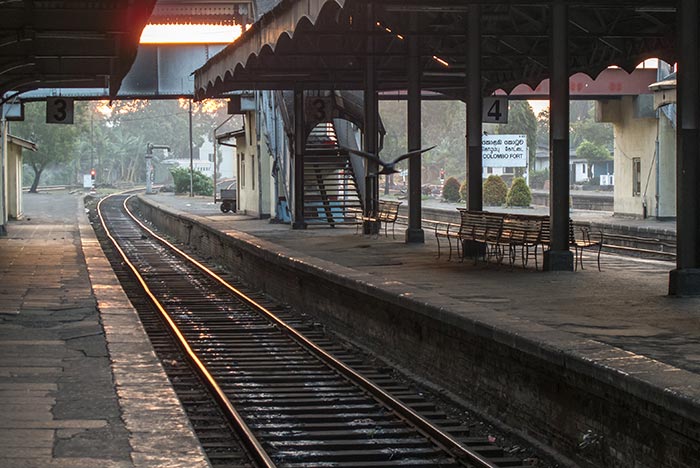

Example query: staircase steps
[303,123,363,226]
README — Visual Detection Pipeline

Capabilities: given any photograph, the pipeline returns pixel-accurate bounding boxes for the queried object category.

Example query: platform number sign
[46,97,74,124]
[482,96,508,124]
[305,96,334,125]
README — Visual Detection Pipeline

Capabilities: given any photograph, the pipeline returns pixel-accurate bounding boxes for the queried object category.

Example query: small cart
[217,189,237,213]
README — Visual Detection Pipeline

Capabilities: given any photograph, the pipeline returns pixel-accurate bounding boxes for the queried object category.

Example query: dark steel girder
[0,0,157,97]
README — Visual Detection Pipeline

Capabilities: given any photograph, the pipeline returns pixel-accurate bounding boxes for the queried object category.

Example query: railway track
[95,192,535,468]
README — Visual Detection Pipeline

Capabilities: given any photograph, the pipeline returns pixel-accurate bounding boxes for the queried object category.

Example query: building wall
[236,109,270,219]
[235,115,257,216]
[7,142,22,219]
[599,97,658,217]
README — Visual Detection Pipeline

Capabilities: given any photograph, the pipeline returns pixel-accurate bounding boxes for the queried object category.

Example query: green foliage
[536,108,550,148]
[14,99,234,189]
[379,100,466,183]
[576,140,612,163]
[12,102,82,191]
[570,101,614,150]
[576,140,612,179]
[506,177,532,207]
[483,175,508,206]
[442,177,461,202]
[459,180,468,202]
[170,167,213,196]
[529,168,549,190]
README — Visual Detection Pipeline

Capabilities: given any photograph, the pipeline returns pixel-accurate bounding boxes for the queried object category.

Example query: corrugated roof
[194,0,678,100]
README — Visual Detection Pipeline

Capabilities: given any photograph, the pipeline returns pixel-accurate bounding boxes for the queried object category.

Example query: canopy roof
[1,0,157,100]
[194,0,678,100]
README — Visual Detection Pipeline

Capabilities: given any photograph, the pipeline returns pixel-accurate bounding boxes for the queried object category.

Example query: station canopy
[0,0,157,100]
[194,0,678,100]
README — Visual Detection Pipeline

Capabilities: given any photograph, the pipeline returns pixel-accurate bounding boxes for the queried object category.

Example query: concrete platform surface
[0,191,209,468]
[148,192,698,374]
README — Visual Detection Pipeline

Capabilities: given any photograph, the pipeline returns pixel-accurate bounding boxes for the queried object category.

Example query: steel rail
[96,194,277,468]
[117,194,498,468]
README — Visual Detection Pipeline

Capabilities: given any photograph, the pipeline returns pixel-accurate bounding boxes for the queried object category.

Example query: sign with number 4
[482,96,508,124]
[46,98,74,124]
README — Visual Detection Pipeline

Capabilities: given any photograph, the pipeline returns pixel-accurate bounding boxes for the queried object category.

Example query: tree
[442,177,461,202]
[459,180,468,202]
[536,108,550,148]
[570,101,613,150]
[379,100,466,183]
[506,177,532,207]
[12,102,81,192]
[82,99,228,186]
[483,175,508,206]
[576,140,612,179]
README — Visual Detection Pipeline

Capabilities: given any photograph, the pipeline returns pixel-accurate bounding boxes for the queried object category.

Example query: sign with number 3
[46,98,74,124]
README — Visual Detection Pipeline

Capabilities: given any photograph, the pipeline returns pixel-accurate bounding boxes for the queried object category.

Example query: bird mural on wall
[340,146,436,175]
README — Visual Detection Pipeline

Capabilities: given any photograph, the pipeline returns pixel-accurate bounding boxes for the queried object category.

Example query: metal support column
[466,4,483,212]
[188,99,194,197]
[363,2,379,235]
[292,86,307,229]
[405,13,424,243]
[543,0,574,271]
[0,116,7,236]
[669,0,700,295]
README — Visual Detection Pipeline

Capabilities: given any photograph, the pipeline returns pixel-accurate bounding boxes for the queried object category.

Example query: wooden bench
[458,210,505,263]
[436,210,502,262]
[536,218,603,271]
[434,221,461,260]
[356,200,403,238]
[435,210,603,270]
[496,215,543,267]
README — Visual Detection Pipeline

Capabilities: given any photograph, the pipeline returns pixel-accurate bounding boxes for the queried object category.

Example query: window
[240,153,245,188]
[632,158,641,196]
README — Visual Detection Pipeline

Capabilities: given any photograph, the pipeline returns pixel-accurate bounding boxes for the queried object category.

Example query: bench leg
[574,246,583,271]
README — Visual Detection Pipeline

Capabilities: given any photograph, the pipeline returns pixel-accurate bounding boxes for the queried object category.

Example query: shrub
[442,177,461,202]
[170,167,213,196]
[529,168,549,190]
[459,181,468,202]
[506,176,532,207]
[482,175,508,206]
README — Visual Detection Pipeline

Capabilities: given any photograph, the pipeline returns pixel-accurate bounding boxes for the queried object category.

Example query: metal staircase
[303,122,363,226]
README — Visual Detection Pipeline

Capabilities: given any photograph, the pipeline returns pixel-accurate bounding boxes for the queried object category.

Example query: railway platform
[143,192,694,373]
[0,191,209,468]
[136,191,699,467]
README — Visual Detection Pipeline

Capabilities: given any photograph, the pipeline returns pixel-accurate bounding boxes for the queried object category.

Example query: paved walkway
[147,193,699,377]
[0,191,209,468]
